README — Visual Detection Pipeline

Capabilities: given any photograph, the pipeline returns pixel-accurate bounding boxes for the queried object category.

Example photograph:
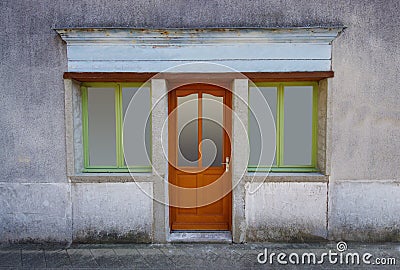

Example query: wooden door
[169,84,232,231]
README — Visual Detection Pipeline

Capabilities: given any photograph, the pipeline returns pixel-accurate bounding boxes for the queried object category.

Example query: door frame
[168,83,232,231]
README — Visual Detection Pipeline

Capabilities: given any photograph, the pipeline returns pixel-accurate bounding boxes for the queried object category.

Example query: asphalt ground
[0,242,399,269]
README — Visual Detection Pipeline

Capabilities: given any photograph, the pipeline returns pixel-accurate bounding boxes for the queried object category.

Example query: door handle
[221,157,230,172]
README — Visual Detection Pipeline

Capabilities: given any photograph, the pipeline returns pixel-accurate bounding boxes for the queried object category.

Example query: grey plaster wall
[72,183,153,243]
[0,183,72,243]
[329,2,400,180]
[328,180,400,242]
[246,182,327,242]
[1,0,399,242]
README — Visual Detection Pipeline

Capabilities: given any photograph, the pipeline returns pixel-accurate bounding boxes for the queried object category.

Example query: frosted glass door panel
[249,87,277,166]
[283,86,313,165]
[202,94,223,167]
[87,87,116,166]
[122,87,151,166]
[178,94,198,167]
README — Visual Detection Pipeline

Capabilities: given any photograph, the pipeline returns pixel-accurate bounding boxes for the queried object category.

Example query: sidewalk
[0,242,399,269]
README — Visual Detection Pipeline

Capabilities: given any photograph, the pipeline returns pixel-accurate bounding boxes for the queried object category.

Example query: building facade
[0,0,399,244]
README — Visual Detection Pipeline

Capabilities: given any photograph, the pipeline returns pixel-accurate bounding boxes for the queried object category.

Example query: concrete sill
[168,231,232,243]
[245,172,329,182]
[69,173,154,183]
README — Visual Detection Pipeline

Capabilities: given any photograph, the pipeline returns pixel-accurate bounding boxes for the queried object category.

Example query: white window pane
[177,94,198,167]
[87,87,116,166]
[249,87,277,166]
[202,94,223,167]
[284,86,313,165]
[122,87,151,167]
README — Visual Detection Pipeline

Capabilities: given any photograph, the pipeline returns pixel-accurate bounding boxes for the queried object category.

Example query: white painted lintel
[56,27,344,73]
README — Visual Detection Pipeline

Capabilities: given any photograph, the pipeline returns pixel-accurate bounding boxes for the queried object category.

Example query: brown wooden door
[169,84,232,231]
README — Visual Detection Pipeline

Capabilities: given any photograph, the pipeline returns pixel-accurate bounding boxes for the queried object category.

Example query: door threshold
[169,231,232,243]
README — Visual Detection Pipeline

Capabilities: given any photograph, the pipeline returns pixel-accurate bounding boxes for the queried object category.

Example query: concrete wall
[72,183,153,243]
[1,0,399,243]
[0,183,71,243]
[246,182,327,242]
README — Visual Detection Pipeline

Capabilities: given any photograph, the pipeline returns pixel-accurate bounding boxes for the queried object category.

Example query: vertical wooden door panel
[169,84,232,231]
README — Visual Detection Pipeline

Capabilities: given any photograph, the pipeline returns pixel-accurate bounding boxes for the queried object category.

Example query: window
[248,82,318,172]
[81,82,151,172]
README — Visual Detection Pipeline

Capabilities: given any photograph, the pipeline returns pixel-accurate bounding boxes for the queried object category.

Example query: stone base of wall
[245,182,328,242]
[1,180,399,243]
[72,183,153,243]
[0,183,72,244]
[0,182,153,244]
[328,180,400,242]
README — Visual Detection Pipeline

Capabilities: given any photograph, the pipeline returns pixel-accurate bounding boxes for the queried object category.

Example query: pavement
[0,242,399,269]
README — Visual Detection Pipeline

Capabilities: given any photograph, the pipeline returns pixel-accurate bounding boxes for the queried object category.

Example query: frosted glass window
[87,87,116,166]
[284,86,313,165]
[177,94,198,167]
[202,94,223,167]
[249,87,277,166]
[122,87,151,167]
[248,83,316,172]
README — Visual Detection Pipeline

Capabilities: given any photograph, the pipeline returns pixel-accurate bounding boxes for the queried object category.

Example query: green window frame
[248,81,318,173]
[81,82,152,173]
